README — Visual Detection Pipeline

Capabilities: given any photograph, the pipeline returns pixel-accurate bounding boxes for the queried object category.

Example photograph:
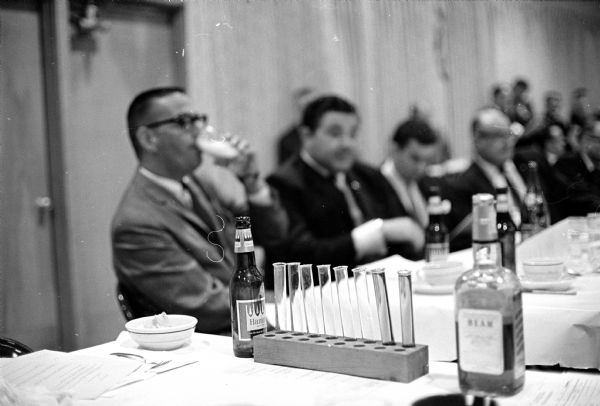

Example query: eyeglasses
[143,113,208,131]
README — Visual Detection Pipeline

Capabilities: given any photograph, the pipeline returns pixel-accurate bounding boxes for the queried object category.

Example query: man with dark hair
[381,119,440,228]
[112,87,286,333]
[267,95,424,269]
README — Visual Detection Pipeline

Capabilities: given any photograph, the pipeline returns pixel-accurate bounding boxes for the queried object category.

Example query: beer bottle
[424,186,449,262]
[495,187,517,272]
[455,194,525,397]
[520,161,550,241]
[230,216,266,358]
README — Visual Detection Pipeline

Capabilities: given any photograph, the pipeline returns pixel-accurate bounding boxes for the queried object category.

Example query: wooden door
[0,0,60,350]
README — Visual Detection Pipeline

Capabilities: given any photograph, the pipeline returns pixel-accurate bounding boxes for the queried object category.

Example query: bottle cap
[472,193,498,241]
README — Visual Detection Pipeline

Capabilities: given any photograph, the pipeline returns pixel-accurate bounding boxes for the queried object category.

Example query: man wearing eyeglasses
[442,107,528,251]
[111,87,287,334]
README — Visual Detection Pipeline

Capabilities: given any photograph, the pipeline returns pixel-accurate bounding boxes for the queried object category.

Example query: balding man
[442,108,528,251]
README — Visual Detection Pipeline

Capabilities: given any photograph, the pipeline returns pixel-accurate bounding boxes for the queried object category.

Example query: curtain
[184,0,600,174]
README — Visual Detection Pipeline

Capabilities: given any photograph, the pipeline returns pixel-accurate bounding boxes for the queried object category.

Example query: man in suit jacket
[267,95,424,270]
[442,108,529,251]
[112,87,286,334]
[381,118,440,229]
[554,119,600,215]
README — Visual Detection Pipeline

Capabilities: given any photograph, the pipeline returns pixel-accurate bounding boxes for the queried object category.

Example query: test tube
[352,267,377,339]
[287,262,307,332]
[371,268,394,345]
[272,262,287,331]
[333,265,355,337]
[317,264,340,335]
[300,264,319,333]
[397,270,415,347]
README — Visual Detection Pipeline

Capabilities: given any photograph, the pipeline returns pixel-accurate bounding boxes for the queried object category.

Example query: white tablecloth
[72,332,600,405]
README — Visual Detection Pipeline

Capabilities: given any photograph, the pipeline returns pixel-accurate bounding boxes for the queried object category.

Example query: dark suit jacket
[267,157,415,271]
[554,152,600,216]
[111,168,286,333]
[442,155,568,251]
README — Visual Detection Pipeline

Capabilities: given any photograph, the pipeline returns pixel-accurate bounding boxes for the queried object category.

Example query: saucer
[519,275,575,291]
[413,283,454,295]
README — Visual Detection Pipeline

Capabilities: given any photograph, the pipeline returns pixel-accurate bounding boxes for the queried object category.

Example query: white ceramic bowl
[421,261,464,286]
[522,258,564,281]
[125,314,197,350]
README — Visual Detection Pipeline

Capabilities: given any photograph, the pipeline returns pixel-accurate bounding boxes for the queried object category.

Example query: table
[72,332,600,405]
[279,219,600,370]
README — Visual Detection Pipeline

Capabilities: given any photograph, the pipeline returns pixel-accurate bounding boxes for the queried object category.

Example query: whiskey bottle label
[458,309,503,375]
[236,298,266,341]
[234,228,254,253]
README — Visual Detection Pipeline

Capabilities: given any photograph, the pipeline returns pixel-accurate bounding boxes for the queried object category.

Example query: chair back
[116,282,161,321]
[0,336,33,358]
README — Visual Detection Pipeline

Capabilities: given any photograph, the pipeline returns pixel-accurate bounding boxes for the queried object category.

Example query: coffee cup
[521,258,564,281]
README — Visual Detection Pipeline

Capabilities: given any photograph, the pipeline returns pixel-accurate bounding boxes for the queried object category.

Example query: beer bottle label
[234,228,254,253]
[457,309,503,375]
[236,297,266,341]
[425,242,449,262]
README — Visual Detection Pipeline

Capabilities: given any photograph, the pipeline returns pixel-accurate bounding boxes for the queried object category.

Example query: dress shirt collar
[139,166,187,203]
[300,150,333,179]
[474,155,508,189]
[474,156,526,199]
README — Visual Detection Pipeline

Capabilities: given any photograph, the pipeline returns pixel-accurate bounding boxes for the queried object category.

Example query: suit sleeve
[113,224,230,334]
[267,177,357,266]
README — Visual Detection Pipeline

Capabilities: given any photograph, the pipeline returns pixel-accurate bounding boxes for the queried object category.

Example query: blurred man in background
[268,95,424,271]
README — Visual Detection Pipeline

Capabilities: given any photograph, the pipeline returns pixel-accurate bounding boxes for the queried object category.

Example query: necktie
[407,182,428,228]
[499,167,523,226]
[335,173,364,227]
[181,177,219,231]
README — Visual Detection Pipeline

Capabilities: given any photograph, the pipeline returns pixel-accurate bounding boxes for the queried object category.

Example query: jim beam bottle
[495,187,517,272]
[424,186,449,262]
[454,194,525,397]
[230,216,266,358]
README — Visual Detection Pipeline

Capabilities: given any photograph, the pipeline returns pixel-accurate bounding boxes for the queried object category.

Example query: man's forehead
[149,92,192,114]
[477,109,510,132]
[318,111,359,127]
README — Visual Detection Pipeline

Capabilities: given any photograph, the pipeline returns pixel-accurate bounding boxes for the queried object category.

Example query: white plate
[519,276,575,291]
[413,283,454,295]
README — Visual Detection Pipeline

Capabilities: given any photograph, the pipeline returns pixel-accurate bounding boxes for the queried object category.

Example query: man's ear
[136,126,158,153]
[299,125,312,146]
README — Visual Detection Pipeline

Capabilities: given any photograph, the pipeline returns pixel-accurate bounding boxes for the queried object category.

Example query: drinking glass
[333,266,355,337]
[287,262,307,332]
[317,265,337,335]
[566,217,591,275]
[272,262,288,330]
[299,264,319,333]
[587,213,600,273]
[352,267,377,339]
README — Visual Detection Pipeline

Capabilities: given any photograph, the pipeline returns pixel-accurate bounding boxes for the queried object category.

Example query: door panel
[0,0,60,350]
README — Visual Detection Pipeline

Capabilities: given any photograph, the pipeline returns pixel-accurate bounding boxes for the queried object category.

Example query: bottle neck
[236,251,257,269]
[496,194,509,213]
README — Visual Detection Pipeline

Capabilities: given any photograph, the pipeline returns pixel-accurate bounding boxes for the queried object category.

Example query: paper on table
[0,349,140,400]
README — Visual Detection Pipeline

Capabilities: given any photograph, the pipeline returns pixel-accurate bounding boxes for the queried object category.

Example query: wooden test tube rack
[254,331,429,383]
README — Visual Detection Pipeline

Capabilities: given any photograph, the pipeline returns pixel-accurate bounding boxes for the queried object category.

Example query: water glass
[587,213,600,273]
[566,217,591,274]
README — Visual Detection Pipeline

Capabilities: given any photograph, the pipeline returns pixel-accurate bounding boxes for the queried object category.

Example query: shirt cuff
[351,218,387,260]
